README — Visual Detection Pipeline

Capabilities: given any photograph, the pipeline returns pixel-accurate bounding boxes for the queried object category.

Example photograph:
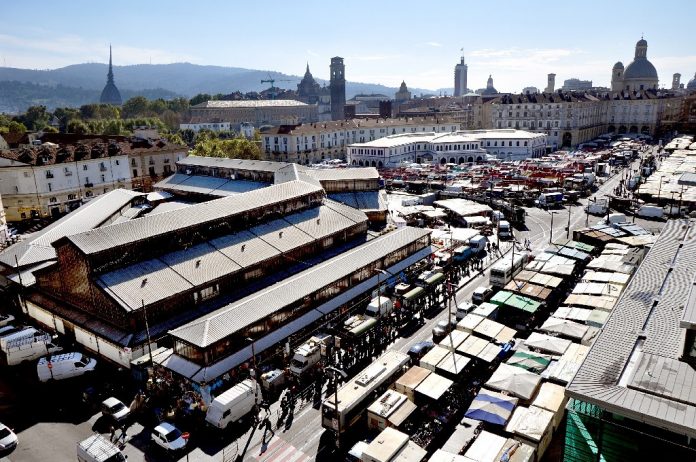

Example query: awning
[416,372,453,401]
[506,350,552,374]
[539,317,590,341]
[464,389,519,426]
[484,363,542,401]
[403,286,425,301]
[523,332,571,355]
[425,272,446,286]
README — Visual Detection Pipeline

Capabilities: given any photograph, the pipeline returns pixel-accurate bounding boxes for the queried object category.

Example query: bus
[321,350,410,435]
[490,252,528,288]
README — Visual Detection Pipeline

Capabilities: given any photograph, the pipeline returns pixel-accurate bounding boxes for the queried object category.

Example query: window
[49,197,57,203]
[47,183,52,192]
[115,159,120,165]
[45,170,54,179]
[131,158,136,166]
[68,194,76,200]
[83,165,88,171]
[23,171,30,178]
[132,169,138,178]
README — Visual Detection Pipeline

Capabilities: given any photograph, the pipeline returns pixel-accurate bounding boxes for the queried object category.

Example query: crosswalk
[253,435,310,462]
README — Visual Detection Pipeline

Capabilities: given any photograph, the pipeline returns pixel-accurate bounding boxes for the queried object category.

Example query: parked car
[151,422,188,453]
[454,302,476,321]
[472,286,494,305]
[636,205,664,220]
[0,423,17,454]
[0,314,14,328]
[432,319,457,343]
[408,341,434,362]
[101,397,130,423]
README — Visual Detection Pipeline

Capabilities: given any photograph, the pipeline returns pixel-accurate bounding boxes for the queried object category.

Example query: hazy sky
[2,0,695,93]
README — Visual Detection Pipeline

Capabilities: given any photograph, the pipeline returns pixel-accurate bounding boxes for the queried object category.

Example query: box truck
[205,379,262,429]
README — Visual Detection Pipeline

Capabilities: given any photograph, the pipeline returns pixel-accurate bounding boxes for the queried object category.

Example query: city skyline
[2,0,696,94]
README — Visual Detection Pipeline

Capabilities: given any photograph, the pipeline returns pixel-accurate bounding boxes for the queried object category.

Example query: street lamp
[546,210,561,244]
[325,366,347,449]
[246,337,258,406]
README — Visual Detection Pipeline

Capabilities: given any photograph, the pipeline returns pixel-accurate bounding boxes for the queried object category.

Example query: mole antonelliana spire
[99,45,122,105]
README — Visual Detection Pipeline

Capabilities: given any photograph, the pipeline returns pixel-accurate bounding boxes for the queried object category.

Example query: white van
[454,302,476,320]
[365,296,394,318]
[472,286,494,305]
[205,379,262,429]
[498,221,512,240]
[77,434,126,462]
[607,213,628,226]
[36,352,97,382]
[636,205,664,219]
[469,235,489,253]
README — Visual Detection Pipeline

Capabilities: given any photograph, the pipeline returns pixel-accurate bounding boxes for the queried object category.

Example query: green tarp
[506,351,552,373]
[425,272,446,286]
[403,286,425,301]
[489,290,540,313]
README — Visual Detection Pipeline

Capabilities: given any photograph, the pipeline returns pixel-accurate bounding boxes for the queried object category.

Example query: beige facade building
[0,135,187,222]
[261,117,460,164]
[188,100,318,128]
[485,90,685,148]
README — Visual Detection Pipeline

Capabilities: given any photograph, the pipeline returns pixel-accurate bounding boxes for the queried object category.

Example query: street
[0,148,664,462]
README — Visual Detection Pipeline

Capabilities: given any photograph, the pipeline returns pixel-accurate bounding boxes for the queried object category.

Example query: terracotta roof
[0,137,186,166]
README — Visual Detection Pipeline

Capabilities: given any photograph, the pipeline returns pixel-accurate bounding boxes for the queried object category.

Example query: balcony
[45,173,54,179]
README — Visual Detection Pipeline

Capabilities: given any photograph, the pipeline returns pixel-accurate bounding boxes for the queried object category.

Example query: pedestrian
[118,427,127,444]
[109,424,116,443]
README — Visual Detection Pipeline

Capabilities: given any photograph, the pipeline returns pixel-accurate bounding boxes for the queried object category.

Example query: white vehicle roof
[102,397,124,408]
[154,422,178,434]
[212,379,256,406]
[37,352,85,365]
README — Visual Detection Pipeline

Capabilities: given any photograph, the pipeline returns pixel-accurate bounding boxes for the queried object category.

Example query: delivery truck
[205,379,262,429]
[0,327,62,366]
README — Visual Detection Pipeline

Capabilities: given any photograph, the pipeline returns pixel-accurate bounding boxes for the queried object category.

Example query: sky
[2,0,696,93]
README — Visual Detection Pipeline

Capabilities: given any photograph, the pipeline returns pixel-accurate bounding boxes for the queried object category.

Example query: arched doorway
[352,160,356,165]
[641,126,650,135]
[358,160,364,166]
[476,156,482,162]
[458,157,465,164]
[440,158,446,165]
[449,157,455,164]
[629,125,638,133]
[468,156,474,163]
[618,125,627,133]
[562,132,572,148]
[371,161,376,167]
[608,125,616,133]
[378,161,383,168]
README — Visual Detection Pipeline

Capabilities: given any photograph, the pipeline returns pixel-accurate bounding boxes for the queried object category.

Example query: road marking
[254,435,310,462]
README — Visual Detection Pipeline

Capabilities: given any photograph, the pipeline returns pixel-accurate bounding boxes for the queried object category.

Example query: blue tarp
[464,389,518,426]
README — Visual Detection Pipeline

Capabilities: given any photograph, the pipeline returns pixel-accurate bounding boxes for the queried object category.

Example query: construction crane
[260,73,293,99]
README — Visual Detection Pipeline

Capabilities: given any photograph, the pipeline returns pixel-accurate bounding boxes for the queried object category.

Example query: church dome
[623,59,658,80]
[482,75,498,95]
[687,73,696,91]
[613,61,624,69]
[623,37,658,81]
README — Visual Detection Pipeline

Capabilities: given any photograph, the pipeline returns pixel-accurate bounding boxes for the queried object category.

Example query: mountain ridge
[0,62,441,112]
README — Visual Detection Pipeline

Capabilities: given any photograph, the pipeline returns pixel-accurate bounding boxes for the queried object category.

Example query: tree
[17,105,50,131]
[167,97,190,113]
[121,96,149,119]
[8,121,27,134]
[180,128,196,145]
[164,133,186,146]
[67,120,89,135]
[191,135,261,160]
[189,93,212,106]
[42,126,59,133]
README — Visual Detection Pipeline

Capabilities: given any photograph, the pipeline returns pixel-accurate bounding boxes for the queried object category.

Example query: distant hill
[0,62,437,112]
